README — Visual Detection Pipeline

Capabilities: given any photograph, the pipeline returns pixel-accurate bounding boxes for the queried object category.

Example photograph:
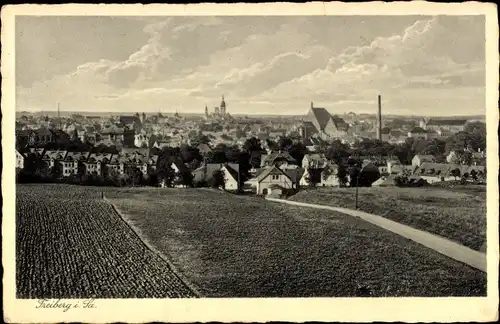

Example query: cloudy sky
[16,15,485,116]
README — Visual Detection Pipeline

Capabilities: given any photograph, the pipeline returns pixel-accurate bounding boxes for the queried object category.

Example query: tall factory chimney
[377,95,382,141]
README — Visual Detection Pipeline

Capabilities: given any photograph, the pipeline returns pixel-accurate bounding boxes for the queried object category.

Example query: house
[372,174,398,187]
[62,151,91,177]
[148,155,159,172]
[413,162,468,183]
[347,160,381,186]
[171,159,189,175]
[42,150,67,169]
[197,143,213,155]
[299,168,322,187]
[255,166,297,195]
[107,155,125,176]
[421,118,468,133]
[192,163,240,190]
[134,130,151,148]
[84,153,113,176]
[407,127,428,139]
[261,151,297,168]
[301,153,328,169]
[16,150,24,169]
[119,115,142,129]
[49,129,71,145]
[101,125,125,142]
[221,163,240,191]
[412,154,436,167]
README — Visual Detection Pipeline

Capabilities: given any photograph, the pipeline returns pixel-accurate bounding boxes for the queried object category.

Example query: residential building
[16,150,24,169]
[260,151,297,168]
[420,118,468,133]
[255,166,296,195]
[84,153,113,176]
[407,127,428,139]
[192,163,240,190]
[301,153,328,169]
[412,154,436,167]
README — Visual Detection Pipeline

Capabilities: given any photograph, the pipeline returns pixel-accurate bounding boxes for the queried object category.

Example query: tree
[322,166,334,184]
[77,161,86,182]
[249,151,262,169]
[157,155,176,188]
[178,170,194,188]
[306,168,321,187]
[337,164,348,188]
[394,175,409,187]
[50,160,63,179]
[278,137,293,151]
[470,169,478,182]
[243,137,262,153]
[288,142,307,165]
[211,169,226,189]
[450,168,461,180]
[326,140,351,164]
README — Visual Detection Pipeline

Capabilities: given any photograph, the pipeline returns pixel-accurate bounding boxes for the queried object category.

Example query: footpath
[265,197,487,272]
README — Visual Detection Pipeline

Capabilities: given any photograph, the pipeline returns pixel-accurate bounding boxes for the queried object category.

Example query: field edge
[103,194,203,298]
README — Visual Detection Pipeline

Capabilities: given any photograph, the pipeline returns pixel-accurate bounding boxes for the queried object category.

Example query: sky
[16,15,485,116]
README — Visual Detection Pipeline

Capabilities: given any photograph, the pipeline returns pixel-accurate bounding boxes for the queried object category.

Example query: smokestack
[377,95,382,140]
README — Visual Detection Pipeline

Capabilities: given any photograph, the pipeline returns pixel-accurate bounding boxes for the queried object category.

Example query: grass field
[289,185,487,252]
[105,187,486,297]
[16,184,196,298]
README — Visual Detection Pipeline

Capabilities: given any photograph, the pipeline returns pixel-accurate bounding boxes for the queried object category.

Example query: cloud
[16,16,485,115]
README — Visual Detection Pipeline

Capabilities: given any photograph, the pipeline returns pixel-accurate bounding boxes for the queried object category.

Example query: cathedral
[205,95,229,119]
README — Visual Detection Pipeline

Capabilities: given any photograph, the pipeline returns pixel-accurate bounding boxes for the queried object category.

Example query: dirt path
[266,198,487,272]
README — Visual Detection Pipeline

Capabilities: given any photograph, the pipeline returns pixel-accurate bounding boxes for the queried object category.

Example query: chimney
[311,101,314,109]
[377,95,382,141]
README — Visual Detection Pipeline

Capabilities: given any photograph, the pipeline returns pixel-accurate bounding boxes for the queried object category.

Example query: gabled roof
[256,166,292,183]
[222,163,240,181]
[414,154,436,162]
[193,163,223,183]
[309,107,332,131]
[303,153,326,161]
[65,151,90,161]
[262,151,297,165]
[197,143,212,154]
[410,127,427,133]
[43,150,67,160]
[171,159,189,173]
[283,167,304,182]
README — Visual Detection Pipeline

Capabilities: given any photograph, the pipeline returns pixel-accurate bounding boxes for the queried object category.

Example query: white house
[412,154,436,167]
[301,153,328,169]
[16,150,24,169]
[220,164,239,191]
[256,166,295,195]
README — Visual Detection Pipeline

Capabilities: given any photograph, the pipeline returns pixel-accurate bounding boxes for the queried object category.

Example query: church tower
[220,95,227,115]
[204,105,209,118]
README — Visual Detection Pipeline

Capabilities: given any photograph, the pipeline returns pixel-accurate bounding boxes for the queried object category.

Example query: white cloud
[16,16,485,115]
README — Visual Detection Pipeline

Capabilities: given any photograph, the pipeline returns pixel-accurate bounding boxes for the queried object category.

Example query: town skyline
[16,15,485,116]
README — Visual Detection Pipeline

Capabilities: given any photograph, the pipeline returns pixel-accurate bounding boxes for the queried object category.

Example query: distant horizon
[16,109,486,120]
[16,15,486,116]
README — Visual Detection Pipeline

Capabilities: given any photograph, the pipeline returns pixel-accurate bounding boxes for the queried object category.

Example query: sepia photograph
[2,2,499,323]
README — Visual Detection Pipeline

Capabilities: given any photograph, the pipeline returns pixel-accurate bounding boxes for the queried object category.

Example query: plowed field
[16,184,197,298]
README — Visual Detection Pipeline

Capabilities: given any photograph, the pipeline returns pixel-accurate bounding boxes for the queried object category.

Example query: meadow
[105,187,486,297]
[289,185,487,251]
